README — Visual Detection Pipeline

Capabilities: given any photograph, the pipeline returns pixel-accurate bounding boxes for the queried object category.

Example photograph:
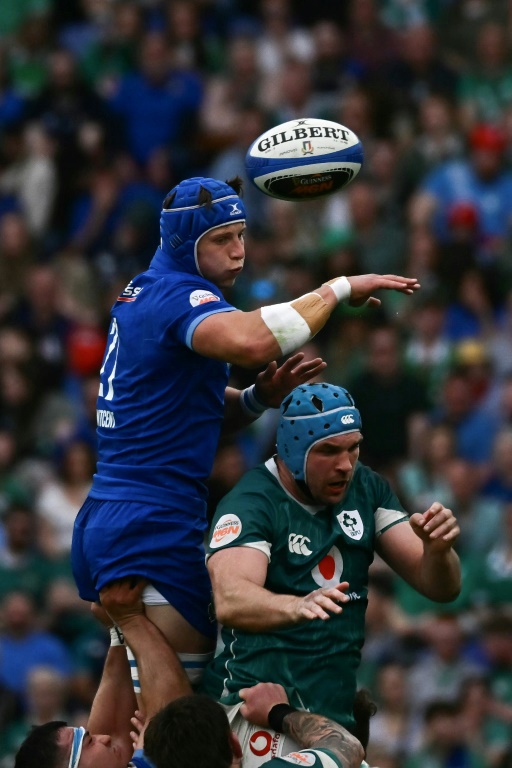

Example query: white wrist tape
[109,625,125,646]
[323,276,351,303]
[240,384,268,419]
[260,302,312,356]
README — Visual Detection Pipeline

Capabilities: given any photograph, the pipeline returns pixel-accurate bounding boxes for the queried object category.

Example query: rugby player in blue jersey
[71,176,420,681]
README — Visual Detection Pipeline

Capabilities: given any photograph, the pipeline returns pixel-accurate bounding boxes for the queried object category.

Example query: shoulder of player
[218,462,283,507]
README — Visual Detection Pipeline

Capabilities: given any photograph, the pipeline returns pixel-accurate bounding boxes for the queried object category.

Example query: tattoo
[283,711,362,767]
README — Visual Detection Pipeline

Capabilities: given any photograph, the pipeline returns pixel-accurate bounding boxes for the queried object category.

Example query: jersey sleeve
[367,467,409,536]
[206,477,275,560]
[151,276,237,350]
[267,748,343,767]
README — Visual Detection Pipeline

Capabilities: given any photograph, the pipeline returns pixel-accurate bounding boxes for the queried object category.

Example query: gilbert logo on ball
[245,118,363,201]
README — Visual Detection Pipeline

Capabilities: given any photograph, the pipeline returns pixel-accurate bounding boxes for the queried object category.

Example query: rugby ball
[245,118,363,201]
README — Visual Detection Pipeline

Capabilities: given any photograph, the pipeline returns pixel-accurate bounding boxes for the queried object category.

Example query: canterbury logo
[229,202,241,215]
[341,414,354,424]
[289,534,312,556]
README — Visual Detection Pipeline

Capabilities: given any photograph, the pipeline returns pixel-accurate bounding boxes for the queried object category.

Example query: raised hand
[347,274,420,307]
[254,352,327,408]
[409,502,460,553]
[296,582,350,621]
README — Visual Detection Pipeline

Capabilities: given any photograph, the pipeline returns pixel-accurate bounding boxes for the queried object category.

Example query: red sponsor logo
[249,731,272,756]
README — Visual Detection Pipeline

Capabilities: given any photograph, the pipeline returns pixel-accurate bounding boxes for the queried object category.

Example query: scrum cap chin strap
[68,727,86,768]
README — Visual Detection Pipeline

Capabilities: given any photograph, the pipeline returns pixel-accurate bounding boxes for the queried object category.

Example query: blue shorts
[71,497,216,639]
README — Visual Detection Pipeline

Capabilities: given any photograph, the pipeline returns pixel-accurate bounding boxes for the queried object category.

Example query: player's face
[197,222,246,288]
[305,432,362,505]
[58,727,127,768]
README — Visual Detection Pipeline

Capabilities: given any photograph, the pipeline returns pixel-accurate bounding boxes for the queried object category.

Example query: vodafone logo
[311,546,343,588]
[210,514,242,548]
[189,289,221,307]
[249,731,272,756]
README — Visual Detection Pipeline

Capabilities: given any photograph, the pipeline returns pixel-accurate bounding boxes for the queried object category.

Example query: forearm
[416,547,461,602]
[223,385,267,428]
[87,645,136,738]
[214,580,302,631]
[282,710,364,768]
[118,614,192,719]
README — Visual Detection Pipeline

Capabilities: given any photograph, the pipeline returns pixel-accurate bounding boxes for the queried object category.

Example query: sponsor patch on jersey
[336,509,364,540]
[280,752,316,766]
[189,289,221,307]
[210,514,242,548]
[311,546,343,588]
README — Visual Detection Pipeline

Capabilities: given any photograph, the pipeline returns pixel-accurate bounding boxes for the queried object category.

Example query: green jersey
[202,459,407,731]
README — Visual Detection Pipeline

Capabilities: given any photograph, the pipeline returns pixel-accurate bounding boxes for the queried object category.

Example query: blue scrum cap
[159,177,246,275]
[276,383,362,483]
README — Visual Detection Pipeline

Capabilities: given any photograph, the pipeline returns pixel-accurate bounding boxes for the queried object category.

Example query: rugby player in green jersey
[202,382,461,765]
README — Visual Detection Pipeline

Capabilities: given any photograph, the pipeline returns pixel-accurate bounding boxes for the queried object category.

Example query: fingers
[301,584,351,620]
[411,505,460,543]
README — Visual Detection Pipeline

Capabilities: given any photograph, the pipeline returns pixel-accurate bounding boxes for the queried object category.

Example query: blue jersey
[91,246,236,515]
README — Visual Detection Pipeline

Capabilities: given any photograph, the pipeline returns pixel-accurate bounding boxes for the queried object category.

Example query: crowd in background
[0,0,512,765]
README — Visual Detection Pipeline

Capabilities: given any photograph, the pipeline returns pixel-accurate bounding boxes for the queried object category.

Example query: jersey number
[99,318,119,401]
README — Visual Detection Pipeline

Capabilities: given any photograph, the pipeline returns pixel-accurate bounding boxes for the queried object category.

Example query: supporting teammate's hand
[347,274,420,307]
[409,503,460,553]
[297,582,350,621]
[240,683,290,727]
[130,710,146,751]
[99,577,148,629]
[254,352,327,408]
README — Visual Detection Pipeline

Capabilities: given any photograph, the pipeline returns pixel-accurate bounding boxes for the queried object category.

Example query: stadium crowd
[0,0,512,766]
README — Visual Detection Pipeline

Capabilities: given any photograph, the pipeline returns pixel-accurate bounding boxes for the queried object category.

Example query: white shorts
[223,702,301,768]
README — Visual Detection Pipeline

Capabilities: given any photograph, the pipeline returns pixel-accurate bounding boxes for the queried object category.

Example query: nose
[96,735,112,746]
[230,238,245,260]
[335,451,353,473]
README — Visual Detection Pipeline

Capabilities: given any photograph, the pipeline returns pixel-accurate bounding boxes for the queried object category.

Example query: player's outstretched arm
[192,274,420,368]
[100,579,192,736]
[240,683,364,768]
[208,547,350,631]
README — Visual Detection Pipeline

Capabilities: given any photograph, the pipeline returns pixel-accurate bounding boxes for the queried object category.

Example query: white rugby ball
[245,118,364,201]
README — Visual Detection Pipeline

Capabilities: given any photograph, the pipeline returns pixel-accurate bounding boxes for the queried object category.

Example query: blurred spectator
[309,20,364,106]
[431,370,499,468]
[367,662,416,765]
[0,46,26,131]
[164,0,224,74]
[255,0,313,79]
[482,429,512,503]
[457,21,512,131]
[458,676,512,768]
[345,0,400,77]
[394,94,464,208]
[0,427,31,516]
[384,23,459,136]
[0,503,54,606]
[35,438,95,560]
[0,121,57,239]
[344,179,406,275]
[108,30,203,168]
[438,0,511,74]
[470,506,512,612]
[404,699,487,768]
[8,12,52,99]
[78,1,142,97]
[397,423,454,514]
[406,614,484,736]
[347,324,430,476]
[403,294,453,401]
[0,666,73,766]
[264,55,332,123]
[6,264,72,396]
[0,213,36,323]
[0,591,73,709]
[208,105,272,223]
[409,123,512,267]
[443,457,503,557]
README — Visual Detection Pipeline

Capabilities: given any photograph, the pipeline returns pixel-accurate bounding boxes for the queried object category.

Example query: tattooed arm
[240,683,364,768]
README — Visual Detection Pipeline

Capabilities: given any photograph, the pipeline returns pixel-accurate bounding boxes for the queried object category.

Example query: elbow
[230,336,276,368]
